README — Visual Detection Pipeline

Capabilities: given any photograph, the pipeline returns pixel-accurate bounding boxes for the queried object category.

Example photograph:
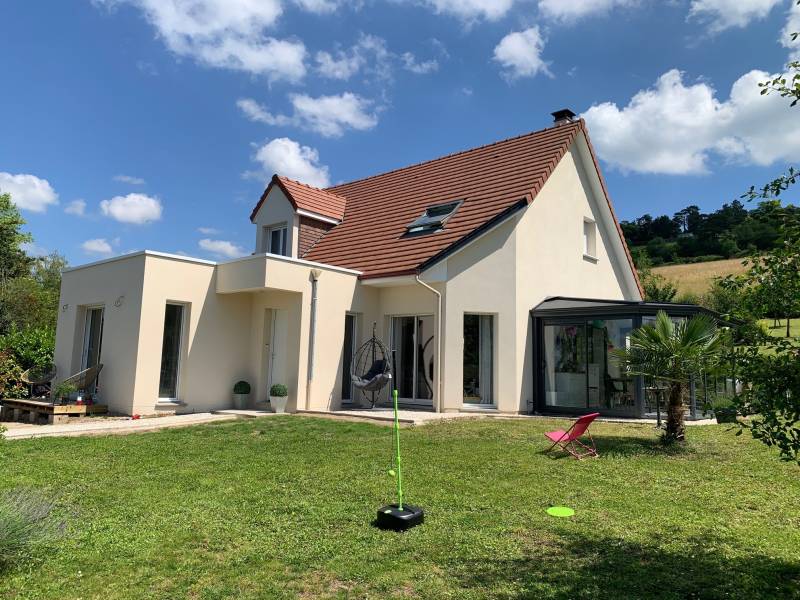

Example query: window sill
[155,399,185,407]
[583,254,599,263]
[461,404,498,411]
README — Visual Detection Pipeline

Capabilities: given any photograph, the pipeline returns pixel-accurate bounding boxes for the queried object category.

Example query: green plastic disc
[547,506,575,518]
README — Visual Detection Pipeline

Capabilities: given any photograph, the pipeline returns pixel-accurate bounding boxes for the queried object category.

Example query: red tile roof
[253,120,642,295]
[250,175,347,222]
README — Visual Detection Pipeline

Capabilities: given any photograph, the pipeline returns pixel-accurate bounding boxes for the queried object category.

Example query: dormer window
[264,223,288,256]
[406,200,462,235]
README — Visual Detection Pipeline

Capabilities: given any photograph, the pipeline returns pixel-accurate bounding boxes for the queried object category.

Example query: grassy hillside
[652,258,748,296]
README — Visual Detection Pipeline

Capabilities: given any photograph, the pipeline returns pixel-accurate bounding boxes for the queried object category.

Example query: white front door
[267,309,288,397]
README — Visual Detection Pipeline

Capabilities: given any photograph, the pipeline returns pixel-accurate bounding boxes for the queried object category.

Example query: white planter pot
[232,393,249,410]
[270,395,288,414]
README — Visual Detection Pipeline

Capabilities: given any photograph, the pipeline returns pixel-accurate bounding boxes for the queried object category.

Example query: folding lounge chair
[544,413,600,459]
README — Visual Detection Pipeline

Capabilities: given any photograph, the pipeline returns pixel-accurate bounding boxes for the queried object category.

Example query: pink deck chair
[544,413,600,459]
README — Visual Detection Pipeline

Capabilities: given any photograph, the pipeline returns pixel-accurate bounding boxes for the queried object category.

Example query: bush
[642,272,678,302]
[0,489,62,567]
[0,350,25,399]
[233,380,251,395]
[269,383,288,397]
[53,382,77,402]
[0,326,55,371]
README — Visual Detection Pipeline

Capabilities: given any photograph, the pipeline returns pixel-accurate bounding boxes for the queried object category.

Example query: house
[55,110,701,419]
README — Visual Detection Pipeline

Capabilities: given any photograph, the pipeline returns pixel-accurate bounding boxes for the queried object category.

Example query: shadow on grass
[537,435,691,460]
[448,532,800,600]
[593,435,691,458]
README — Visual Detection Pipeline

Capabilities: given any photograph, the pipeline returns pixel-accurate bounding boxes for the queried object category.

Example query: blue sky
[1,0,798,264]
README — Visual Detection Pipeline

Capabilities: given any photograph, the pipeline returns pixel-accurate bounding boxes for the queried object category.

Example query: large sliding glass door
[391,315,434,406]
[543,318,635,415]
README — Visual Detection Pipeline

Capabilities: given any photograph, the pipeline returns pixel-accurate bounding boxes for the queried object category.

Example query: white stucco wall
[432,133,640,414]
[54,254,147,415]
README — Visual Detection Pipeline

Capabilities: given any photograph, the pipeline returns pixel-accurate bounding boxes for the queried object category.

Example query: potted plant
[53,382,77,405]
[269,383,288,414]
[712,397,737,424]
[232,381,251,410]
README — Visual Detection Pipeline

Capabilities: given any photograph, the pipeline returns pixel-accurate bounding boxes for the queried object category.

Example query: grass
[652,259,748,295]
[760,318,800,339]
[0,416,798,599]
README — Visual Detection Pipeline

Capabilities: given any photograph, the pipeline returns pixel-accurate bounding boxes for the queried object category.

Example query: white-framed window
[158,302,187,400]
[264,224,288,256]
[583,217,597,260]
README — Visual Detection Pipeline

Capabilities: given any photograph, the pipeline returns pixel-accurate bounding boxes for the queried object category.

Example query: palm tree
[614,311,725,443]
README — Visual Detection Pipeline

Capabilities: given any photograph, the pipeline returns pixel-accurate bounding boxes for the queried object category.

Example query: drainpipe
[306,269,321,410]
[414,274,443,413]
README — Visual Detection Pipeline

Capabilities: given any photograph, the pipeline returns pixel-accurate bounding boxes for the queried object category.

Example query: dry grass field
[652,258,748,296]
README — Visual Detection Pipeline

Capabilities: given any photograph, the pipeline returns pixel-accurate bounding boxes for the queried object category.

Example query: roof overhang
[296,208,340,225]
[530,296,734,324]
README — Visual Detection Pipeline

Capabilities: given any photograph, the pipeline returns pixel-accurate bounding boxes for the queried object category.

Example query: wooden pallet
[0,398,108,425]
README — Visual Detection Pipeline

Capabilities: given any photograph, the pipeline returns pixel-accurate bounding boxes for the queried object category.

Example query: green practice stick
[393,388,404,510]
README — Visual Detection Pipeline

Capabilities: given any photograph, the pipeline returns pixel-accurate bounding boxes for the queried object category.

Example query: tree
[614,312,725,443]
[728,7,800,463]
[732,337,800,463]
[0,193,32,290]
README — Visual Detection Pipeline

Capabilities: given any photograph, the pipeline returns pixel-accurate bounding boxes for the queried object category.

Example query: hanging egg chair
[350,324,392,408]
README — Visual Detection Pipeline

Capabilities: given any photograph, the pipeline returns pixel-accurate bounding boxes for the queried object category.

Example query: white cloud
[251,138,331,187]
[236,98,292,127]
[538,0,639,21]
[94,0,306,82]
[82,238,114,255]
[0,172,58,212]
[688,0,783,33]
[198,238,246,259]
[412,0,515,22]
[782,1,800,60]
[65,199,87,216]
[197,226,220,234]
[238,92,378,137]
[113,174,146,185]
[293,0,340,13]
[582,68,800,175]
[493,27,551,80]
[100,193,163,224]
[401,52,439,74]
[290,93,378,137]
[315,34,391,81]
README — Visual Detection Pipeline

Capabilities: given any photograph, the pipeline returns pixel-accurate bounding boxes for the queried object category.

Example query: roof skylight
[406,200,462,234]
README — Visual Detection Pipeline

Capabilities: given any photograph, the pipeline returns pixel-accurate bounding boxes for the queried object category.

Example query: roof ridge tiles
[325,120,583,192]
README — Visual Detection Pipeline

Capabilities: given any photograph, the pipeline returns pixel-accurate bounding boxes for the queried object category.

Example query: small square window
[583,218,597,259]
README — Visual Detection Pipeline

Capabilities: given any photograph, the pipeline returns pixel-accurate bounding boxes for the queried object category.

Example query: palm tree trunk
[664,382,686,443]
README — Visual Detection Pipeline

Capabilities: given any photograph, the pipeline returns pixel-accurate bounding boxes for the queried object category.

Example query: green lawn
[1,416,798,599]
[760,318,800,340]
